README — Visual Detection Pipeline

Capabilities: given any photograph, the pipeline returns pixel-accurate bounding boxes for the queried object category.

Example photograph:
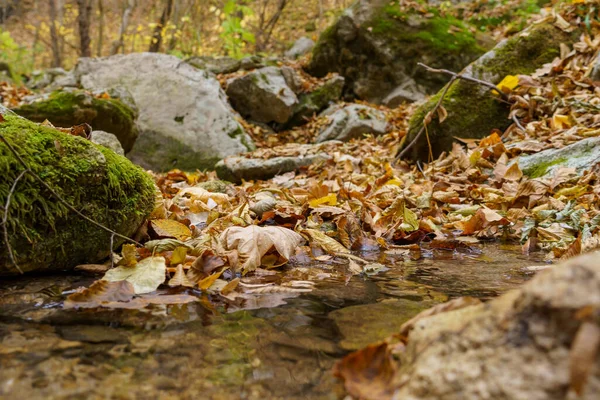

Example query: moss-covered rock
[282,75,345,129]
[13,90,139,153]
[0,110,155,275]
[307,0,492,103]
[402,21,580,161]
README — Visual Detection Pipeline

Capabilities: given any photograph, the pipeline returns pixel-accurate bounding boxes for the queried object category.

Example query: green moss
[0,114,155,274]
[474,23,578,80]
[13,90,139,153]
[523,156,568,178]
[371,9,484,56]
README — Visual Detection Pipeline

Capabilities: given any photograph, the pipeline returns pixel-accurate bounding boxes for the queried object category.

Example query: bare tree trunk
[255,0,289,52]
[96,0,104,56]
[110,0,135,55]
[48,0,62,67]
[166,0,184,52]
[77,0,93,57]
[148,0,173,53]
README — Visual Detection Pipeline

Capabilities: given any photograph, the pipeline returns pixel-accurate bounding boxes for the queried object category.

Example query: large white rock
[74,52,254,171]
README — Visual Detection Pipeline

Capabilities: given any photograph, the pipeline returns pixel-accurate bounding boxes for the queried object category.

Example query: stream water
[0,244,546,399]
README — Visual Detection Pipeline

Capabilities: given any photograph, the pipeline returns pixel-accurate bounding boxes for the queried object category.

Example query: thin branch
[417,62,510,102]
[2,169,28,274]
[512,114,526,131]
[0,134,142,256]
[396,75,457,161]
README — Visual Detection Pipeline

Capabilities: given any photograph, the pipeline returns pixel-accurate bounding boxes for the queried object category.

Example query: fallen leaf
[302,228,350,254]
[220,225,304,273]
[149,219,192,240]
[103,256,167,294]
[64,280,135,308]
[168,264,194,287]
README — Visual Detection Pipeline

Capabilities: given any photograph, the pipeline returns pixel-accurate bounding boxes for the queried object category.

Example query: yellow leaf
[309,193,337,208]
[198,269,224,291]
[302,228,350,254]
[149,219,192,240]
[168,264,194,287]
[552,114,572,130]
[385,178,404,187]
[118,244,138,267]
[496,75,519,92]
[170,246,188,265]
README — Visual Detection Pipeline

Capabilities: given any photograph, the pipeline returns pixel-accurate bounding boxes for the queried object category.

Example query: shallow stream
[0,244,545,399]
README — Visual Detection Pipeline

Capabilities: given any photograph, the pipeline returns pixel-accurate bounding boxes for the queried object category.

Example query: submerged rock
[226,66,299,124]
[330,299,434,351]
[387,251,600,400]
[307,0,490,103]
[0,111,155,275]
[285,37,315,59]
[515,137,600,178]
[215,152,331,183]
[74,52,254,171]
[13,89,138,153]
[402,21,580,161]
[315,104,387,143]
[90,130,125,156]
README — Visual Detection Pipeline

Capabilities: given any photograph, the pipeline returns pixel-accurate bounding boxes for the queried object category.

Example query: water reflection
[0,245,545,399]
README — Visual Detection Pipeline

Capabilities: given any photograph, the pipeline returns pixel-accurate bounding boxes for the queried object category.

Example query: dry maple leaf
[220,225,304,273]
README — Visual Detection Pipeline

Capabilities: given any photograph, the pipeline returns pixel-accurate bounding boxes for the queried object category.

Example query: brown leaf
[168,265,194,287]
[457,208,509,235]
[64,280,135,308]
[333,342,397,400]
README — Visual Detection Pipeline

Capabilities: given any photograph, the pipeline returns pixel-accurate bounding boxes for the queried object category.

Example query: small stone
[315,104,387,143]
[90,130,125,156]
[284,37,315,59]
[216,153,331,184]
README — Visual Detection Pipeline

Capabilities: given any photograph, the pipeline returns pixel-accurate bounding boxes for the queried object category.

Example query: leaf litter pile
[57,5,600,315]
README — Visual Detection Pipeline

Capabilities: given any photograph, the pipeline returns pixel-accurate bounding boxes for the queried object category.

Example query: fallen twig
[395,63,511,162]
[0,133,142,273]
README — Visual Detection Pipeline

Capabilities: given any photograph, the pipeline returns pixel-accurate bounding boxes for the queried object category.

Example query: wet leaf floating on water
[64,280,135,308]
[220,225,304,273]
[102,256,167,294]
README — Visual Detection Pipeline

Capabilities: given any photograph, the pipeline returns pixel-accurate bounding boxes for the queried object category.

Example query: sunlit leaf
[103,256,167,294]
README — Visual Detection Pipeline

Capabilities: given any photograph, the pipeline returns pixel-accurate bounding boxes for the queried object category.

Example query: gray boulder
[387,252,600,400]
[308,0,491,103]
[226,66,299,124]
[91,130,125,156]
[382,82,426,107]
[285,37,315,59]
[74,52,254,171]
[315,104,387,143]
[515,137,600,178]
[216,152,331,183]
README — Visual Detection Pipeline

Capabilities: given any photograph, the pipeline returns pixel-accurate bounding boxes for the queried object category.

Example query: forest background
[0,0,353,75]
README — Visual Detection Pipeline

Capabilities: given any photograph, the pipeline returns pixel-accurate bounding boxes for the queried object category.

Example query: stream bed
[0,244,546,399]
